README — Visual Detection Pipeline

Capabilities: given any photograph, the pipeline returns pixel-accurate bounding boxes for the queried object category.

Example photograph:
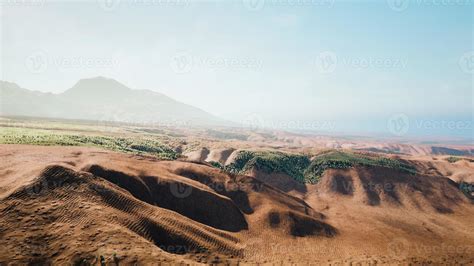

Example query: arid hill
[1,145,473,264]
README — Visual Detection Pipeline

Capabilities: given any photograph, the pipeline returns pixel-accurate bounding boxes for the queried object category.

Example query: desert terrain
[2,1,472,264]
[0,117,473,265]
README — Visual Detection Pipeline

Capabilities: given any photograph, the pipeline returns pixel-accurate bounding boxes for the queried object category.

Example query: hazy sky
[1,0,473,138]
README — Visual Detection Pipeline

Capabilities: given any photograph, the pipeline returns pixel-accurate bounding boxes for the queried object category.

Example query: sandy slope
[1,145,473,265]
[409,155,474,184]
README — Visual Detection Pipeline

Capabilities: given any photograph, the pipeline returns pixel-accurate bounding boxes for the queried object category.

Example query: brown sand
[1,144,473,265]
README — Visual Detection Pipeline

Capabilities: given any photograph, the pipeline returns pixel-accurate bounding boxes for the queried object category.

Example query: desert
[0,116,473,264]
[2,1,473,264]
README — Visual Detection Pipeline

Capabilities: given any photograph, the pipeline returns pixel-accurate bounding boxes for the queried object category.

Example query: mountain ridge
[0,77,227,126]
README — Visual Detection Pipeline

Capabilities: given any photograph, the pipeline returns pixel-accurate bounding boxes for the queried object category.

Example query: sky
[1,0,473,138]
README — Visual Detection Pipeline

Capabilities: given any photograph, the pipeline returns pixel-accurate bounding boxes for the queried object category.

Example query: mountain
[0,77,225,126]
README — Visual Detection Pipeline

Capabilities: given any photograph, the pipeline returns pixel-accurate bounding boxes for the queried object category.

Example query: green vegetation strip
[445,156,474,163]
[0,127,178,160]
[445,156,462,163]
[224,150,310,182]
[305,151,417,183]
[223,150,417,184]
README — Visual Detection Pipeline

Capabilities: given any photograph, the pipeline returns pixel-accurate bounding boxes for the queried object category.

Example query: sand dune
[1,145,473,264]
[314,167,468,211]
[413,157,474,184]
[184,147,237,166]
[206,148,236,165]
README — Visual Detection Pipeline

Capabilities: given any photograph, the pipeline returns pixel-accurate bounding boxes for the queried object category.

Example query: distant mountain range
[0,77,226,126]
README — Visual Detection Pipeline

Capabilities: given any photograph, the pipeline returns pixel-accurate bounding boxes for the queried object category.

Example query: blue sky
[1,0,473,138]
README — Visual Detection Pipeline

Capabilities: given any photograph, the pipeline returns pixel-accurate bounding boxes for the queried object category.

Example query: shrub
[224,150,417,184]
[459,182,473,198]
[0,127,178,160]
[224,150,310,182]
[208,161,223,169]
[445,156,462,163]
[303,151,416,183]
